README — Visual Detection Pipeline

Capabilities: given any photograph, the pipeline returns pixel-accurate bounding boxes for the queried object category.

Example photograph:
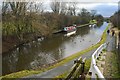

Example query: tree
[110,10,120,29]
[2,2,34,41]
[94,14,104,22]
[91,10,97,19]
[78,8,91,24]
[71,2,78,16]
[66,2,78,16]
[59,2,67,15]
[2,2,9,15]
[50,0,61,14]
[67,5,74,16]
[27,2,44,14]
[9,2,28,15]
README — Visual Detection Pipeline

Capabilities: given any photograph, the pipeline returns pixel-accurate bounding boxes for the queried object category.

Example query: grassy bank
[1,23,109,79]
[77,20,97,28]
[77,23,90,28]
[104,51,120,78]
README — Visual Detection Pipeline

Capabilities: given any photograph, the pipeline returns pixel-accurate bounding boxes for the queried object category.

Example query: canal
[2,22,108,75]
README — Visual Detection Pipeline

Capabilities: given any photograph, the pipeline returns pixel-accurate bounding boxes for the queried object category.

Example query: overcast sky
[43,2,118,17]
[77,3,118,17]
[0,0,119,17]
[94,3,118,17]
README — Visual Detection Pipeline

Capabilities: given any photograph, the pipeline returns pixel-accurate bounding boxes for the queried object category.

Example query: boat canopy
[64,26,76,31]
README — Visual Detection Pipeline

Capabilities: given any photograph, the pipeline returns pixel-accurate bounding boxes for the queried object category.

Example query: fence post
[80,58,86,80]
[81,58,86,73]
[65,57,87,80]
[65,57,82,80]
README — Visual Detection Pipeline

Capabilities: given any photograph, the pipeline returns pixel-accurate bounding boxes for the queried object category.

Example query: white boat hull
[65,30,76,36]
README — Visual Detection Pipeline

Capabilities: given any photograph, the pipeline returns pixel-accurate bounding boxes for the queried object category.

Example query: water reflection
[3,22,107,75]
[96,21,104,27]
[77,26,90,37]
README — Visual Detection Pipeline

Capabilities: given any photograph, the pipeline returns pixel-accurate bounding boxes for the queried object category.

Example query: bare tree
[6,2,28,41]
[68,6,73,15]
[59,2,67,15]
[27,2,44,14]
[66,2,78,16]
[2,2,9,14]
[34,2,44,13]
[67,2,73,16]
[71,2,78,16]
[50,0,61,14]
[8,2,28,15]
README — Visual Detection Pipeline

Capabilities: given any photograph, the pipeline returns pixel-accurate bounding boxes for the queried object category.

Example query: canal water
[2,22,108,75]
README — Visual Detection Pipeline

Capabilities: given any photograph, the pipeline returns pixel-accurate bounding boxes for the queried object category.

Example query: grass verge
[1,23,110,79]
[104,51,120,78]
[77,21,97,28]
[54,58,92,78]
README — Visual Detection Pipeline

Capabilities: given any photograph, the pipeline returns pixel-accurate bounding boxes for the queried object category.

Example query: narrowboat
[63,25,77,36]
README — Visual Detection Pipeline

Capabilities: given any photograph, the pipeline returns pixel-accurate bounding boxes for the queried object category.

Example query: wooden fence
[65,57,86,80]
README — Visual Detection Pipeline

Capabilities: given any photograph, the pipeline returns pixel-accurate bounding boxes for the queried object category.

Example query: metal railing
[89,43,106,79]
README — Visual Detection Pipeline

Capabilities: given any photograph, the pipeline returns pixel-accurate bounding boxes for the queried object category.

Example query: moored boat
[63,25,77,36]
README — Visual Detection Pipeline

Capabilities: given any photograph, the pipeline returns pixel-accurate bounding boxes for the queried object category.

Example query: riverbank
[2,33,45,54]
[1,23,109,79]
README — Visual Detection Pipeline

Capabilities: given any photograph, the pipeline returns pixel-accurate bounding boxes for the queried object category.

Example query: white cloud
[77,3,102,10]
[107,3,118,6]
[77,2,118,10]
[68,0,119,3]
[40,0,119,3]
[2,0,120,3]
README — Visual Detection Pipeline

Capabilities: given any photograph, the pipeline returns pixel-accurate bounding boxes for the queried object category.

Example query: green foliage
[110,10,120,29]
[0,70,42,79]
[2,12,92,40]
[89,20,97,24]
[84,58,91,73]
[2,2,95,41]
[94,14,104,22]
[102,49,107,52]
[78,8,92,24]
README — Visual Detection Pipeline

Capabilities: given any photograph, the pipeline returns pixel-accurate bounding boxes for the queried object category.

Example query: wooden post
[65,57,82,80]
[65,57,87,80]
[80,58,86,80]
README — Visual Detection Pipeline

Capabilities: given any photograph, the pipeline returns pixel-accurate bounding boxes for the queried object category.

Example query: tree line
[2,1,104,42]
[110,10,120,29]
